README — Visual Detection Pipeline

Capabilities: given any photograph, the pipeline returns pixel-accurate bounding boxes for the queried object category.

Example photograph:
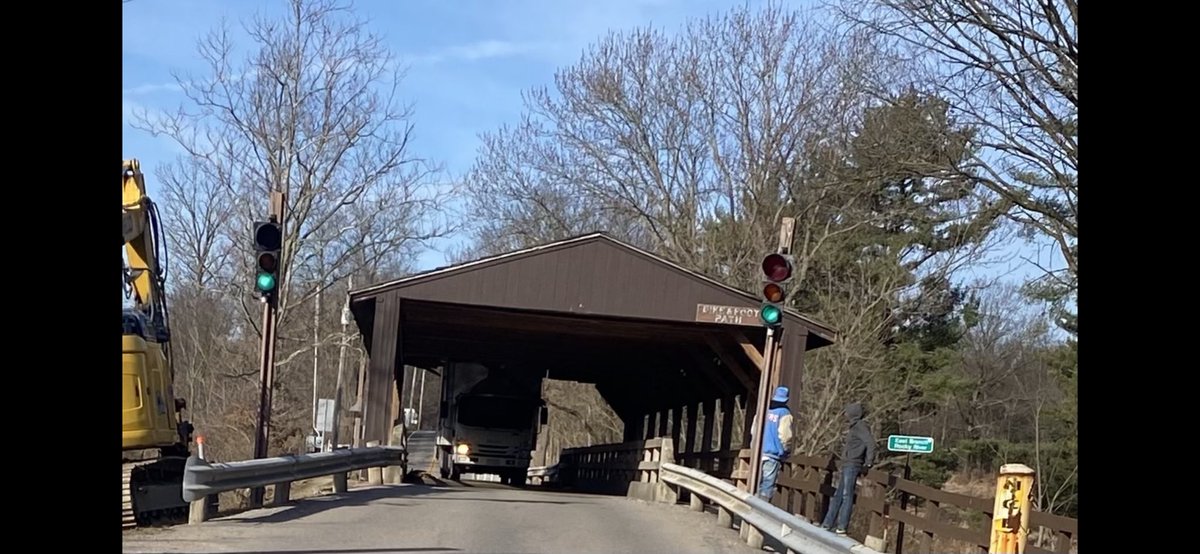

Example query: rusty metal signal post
[249,190,286,508]
[747,217,795,497]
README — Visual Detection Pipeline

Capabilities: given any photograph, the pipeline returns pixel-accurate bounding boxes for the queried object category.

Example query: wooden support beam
[717,396,736,476]
[684,403,699,454]
[363,293,401,446]
[700,399,716,455]
[741,393,757,449]
[731,331,765,372]
[778,327,810,396]
[718,397,735,452]
[622,412,642,442]
[768,333,785,392]
[703,334,757,393]
[670,406,683,454]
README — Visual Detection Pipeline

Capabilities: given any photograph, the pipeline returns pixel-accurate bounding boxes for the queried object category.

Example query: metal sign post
[887,434,935,554]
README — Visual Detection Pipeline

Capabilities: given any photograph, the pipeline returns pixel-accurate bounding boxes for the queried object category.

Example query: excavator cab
[122,308,181,449]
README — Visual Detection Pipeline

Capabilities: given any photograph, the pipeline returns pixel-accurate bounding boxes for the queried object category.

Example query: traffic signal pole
[250,189,285,508]
[747,217,795,498]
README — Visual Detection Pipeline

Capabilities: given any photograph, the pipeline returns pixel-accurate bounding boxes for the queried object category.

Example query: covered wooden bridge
[348,232,836,479]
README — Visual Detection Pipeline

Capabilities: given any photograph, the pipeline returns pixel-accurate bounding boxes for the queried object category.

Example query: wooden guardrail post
[366,440,383,485]
[989,464,1035,554]
[864,475,888,552]
[188,494,209,525]
[716,504,733,528]
[744,525,764,549]
[272,481,291,506]
[188,437,211,524]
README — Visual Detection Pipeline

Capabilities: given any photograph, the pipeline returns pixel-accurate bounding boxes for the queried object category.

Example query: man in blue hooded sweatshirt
[757,385,794,500]
[821,402,876,534]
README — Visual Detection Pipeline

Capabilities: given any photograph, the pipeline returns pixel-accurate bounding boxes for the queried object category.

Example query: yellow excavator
[122,159,194,529]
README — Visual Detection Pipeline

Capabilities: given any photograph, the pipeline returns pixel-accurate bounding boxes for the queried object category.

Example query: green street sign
[887,435,934,454]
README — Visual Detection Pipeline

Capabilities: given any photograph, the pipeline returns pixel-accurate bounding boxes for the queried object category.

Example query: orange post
[989,463,1035,554]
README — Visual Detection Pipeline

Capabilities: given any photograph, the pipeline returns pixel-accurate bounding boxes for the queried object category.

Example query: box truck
[436,362,546,485]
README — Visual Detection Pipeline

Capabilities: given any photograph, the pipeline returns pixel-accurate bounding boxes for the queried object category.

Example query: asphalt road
[122,480,760,554]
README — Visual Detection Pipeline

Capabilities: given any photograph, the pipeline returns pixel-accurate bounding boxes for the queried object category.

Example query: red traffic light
[761,253,793,282]
[257,252,278,272]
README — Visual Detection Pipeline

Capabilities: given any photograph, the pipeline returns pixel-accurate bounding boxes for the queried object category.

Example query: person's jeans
[821,463,861,531]
[758,457,782,500]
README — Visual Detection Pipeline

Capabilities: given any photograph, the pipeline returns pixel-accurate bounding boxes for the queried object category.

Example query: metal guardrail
[182,446,404,523]
[660,462,880,554]
[526,464,559,485]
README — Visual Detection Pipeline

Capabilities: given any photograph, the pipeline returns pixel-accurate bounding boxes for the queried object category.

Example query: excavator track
[122,457,189,530]
[122,465,137,529]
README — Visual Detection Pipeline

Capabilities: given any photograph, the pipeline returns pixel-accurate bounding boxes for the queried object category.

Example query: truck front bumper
[454,455,528,469]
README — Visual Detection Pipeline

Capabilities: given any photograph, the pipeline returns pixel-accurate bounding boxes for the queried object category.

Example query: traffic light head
[758,252,793,328]
[253,221,283,298]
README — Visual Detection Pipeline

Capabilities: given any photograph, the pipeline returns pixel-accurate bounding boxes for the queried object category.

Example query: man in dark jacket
[821,402,875,534]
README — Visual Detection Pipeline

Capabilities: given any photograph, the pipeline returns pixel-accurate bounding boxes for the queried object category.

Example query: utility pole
[250,189,286,508]
[330,276,352,448]
[312,287,322,440]
[747,217,795,497]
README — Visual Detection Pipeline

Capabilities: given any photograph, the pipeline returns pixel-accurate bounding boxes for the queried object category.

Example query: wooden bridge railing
[736,450,1078,554]
[557,438,676,499]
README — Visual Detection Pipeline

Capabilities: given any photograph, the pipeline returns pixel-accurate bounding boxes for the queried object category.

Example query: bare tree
[461,4,1012,455]
[833,0,1078,318]
[131,0,455,459]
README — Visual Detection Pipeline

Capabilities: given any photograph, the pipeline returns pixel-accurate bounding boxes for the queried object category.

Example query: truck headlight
[456,443,470,455]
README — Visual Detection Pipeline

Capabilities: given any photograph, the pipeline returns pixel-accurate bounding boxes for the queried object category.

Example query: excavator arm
[122,159,167,330]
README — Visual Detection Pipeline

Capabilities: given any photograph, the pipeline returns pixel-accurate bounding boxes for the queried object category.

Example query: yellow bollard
[989,464,1035,554]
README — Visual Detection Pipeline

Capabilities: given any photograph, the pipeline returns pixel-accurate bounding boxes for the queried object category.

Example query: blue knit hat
[771,386,789,403]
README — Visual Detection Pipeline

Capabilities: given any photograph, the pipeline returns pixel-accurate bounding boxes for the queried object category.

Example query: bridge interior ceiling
[394,300,764,416]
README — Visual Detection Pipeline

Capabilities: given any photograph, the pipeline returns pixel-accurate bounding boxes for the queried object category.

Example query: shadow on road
[156,549,458,554]
[408,496,575,505]
[225,484,464,525]
[221,481,587,525]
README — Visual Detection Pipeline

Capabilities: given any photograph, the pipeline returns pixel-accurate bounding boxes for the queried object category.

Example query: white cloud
[123,82,183,96]
[407,39,554,65]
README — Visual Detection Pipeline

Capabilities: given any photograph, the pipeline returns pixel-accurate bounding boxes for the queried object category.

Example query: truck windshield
[458,396,536,430]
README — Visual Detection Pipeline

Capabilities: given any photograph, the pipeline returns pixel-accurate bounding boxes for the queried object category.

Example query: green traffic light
[760,304,782,326]
[256,272,277,291]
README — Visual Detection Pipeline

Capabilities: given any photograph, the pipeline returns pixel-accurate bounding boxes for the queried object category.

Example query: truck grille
[475,443,521,457]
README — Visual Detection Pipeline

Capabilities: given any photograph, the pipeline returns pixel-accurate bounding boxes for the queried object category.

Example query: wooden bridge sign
[694,303,764,327]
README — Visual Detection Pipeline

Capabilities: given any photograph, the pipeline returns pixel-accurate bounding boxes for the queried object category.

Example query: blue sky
[122,0,1064,290]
